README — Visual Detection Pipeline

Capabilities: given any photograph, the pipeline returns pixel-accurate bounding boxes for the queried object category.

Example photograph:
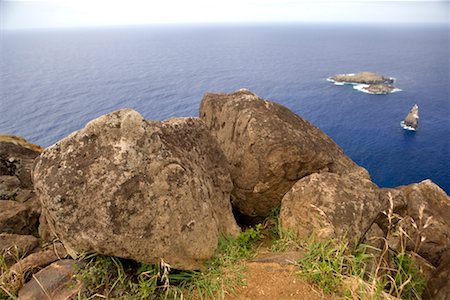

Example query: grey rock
[200,89,369,217]
[34,109,239,270]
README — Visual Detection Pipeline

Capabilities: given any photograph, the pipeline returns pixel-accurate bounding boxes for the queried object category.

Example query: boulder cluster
[1,89,449,298]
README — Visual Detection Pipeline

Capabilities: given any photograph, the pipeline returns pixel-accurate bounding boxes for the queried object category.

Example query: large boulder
[33,109,239,270]
[200,89,368,217]
[280,174,450,263]
[0,135,42,202]
[280,172,382,243]
[379,180,450,267]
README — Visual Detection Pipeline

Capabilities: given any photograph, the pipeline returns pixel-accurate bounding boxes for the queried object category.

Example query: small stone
[0,233,40,267]
[18,259,83,300]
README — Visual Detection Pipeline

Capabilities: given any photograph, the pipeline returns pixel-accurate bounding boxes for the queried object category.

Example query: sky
[1,0,449,29]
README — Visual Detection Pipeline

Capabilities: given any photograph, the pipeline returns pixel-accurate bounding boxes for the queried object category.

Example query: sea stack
[401,104,419,131]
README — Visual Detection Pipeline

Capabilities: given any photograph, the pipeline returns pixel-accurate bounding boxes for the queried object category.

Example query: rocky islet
[328,71,401,94]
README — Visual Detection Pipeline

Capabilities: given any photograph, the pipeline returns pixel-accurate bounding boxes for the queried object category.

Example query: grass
[296,238,426,299]
[76,225,264,299]
[295,193,427,300]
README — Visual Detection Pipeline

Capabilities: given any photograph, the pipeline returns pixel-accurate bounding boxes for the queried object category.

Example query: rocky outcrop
[280,172,382,243]
[280,175,450,262]
[200,89,368,218]
[34,109,239,270]
[400,104,419,131]
[328,72,400,95]
[328,72,394,85]
[280,173,450,299]
[0,135,42,202]
[379,180,450,267]
[355,84,397,95]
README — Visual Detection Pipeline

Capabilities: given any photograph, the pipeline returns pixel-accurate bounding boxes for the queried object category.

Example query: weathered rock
[0,243,67,296]
[18,259,83,300]
[34,109,240,270]
[38,212,57,243]
[400,104,419,131]
[0,135,42,201]
[0,176,21,200]
[425,249,450,300]
[379,180,450,267]
[0,234,40,267]
[280,172,382,243]
[200,89,368,217]
[0,200,38,235]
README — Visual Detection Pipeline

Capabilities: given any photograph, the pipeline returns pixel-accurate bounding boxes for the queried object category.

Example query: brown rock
[361,84,396,95]
[18,259,83,300]
[0,200,37,235]
[34,109,239,270]
[0,136,42,201]
[0,234,40,267]
[425,249,450,300]
[401,104,419,131]
[379,180,450,266]
[0,243,67,296]
[200,89,368,217]
[0,176,21,200]
[280,172,382,243]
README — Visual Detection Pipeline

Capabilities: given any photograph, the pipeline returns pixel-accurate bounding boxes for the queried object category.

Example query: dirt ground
[225,251,336,300]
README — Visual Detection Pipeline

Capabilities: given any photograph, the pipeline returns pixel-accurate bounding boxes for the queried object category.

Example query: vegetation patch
[76,225,264,299]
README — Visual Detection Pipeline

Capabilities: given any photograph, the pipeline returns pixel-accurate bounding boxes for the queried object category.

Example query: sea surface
[1,24,449,193]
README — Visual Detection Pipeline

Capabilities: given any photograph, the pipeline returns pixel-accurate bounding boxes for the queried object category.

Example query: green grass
[76,225,264,299]
[295,238,426,299]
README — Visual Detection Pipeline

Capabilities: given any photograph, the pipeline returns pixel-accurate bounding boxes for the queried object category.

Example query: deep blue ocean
[1,24,449,193]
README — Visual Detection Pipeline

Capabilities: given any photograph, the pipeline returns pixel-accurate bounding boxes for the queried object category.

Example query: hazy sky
[1,0,449,29]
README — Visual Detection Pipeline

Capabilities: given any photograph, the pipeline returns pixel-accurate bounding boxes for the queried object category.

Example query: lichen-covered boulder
[34,109,239,270]
[280,172,382,242]
[200,89,368,217]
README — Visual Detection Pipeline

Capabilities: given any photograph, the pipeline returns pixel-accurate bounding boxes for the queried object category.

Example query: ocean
[1,24,449,193]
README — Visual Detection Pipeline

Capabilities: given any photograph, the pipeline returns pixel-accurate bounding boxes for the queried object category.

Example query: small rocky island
[327,71,401,94]
[401,104,419,131]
